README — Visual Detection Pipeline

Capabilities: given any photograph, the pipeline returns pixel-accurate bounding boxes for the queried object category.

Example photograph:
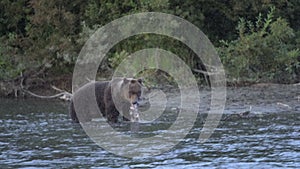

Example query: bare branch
[22,89,71,100]
[20,74,72,101]
[193,69,211,76]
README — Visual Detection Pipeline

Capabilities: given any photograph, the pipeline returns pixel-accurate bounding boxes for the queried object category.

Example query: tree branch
[20,74,72,101]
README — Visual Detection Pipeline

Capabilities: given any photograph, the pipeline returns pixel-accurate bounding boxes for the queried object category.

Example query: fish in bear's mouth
[130,103,140,122]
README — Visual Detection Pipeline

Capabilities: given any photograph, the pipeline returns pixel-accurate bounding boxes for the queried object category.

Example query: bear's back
[71,81,109,122]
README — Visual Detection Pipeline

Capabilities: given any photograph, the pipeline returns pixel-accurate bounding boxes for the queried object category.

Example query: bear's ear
[137,78,143,84]
[123,78,130,84]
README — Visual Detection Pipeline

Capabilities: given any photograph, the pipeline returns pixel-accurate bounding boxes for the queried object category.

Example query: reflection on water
[0,94,299,168]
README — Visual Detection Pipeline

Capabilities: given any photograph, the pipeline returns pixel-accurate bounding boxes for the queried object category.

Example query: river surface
[0,84,299,168]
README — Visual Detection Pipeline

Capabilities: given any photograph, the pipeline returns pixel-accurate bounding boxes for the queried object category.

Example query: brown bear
[69,78,143,123]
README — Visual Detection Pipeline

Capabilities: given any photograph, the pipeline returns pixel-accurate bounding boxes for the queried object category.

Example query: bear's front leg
[69,100,79,123]
[105,103,119,123]
[121,103,131,121]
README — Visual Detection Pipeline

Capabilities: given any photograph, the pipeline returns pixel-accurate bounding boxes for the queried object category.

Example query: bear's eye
[129,91,141,97]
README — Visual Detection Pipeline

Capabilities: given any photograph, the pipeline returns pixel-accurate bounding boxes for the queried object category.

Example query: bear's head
[108,78,143,121]
[122,78,143,105]
[111,77,143,121]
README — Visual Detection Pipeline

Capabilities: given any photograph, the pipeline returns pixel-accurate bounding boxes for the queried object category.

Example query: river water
[0,85,299,168]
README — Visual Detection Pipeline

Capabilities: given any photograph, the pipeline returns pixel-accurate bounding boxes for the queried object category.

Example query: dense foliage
[219,7,300,83]
[0,0,299,86]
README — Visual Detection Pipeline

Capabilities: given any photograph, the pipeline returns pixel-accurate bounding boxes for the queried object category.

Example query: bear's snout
[129,93,141,105]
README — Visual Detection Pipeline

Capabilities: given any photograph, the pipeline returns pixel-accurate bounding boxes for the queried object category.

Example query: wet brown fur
[69,78,142,123]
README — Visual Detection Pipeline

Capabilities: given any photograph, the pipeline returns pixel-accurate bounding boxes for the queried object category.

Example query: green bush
[1,0,300,86]
[219,7,300,83]
[0,35,25,80]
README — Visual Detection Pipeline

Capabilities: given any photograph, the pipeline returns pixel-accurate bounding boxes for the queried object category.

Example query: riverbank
[161,83,300,117]
[0,74,73,98]
[0,74,299,114]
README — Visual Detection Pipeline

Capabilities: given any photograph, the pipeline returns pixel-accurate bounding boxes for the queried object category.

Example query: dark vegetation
[0,0,299,97]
